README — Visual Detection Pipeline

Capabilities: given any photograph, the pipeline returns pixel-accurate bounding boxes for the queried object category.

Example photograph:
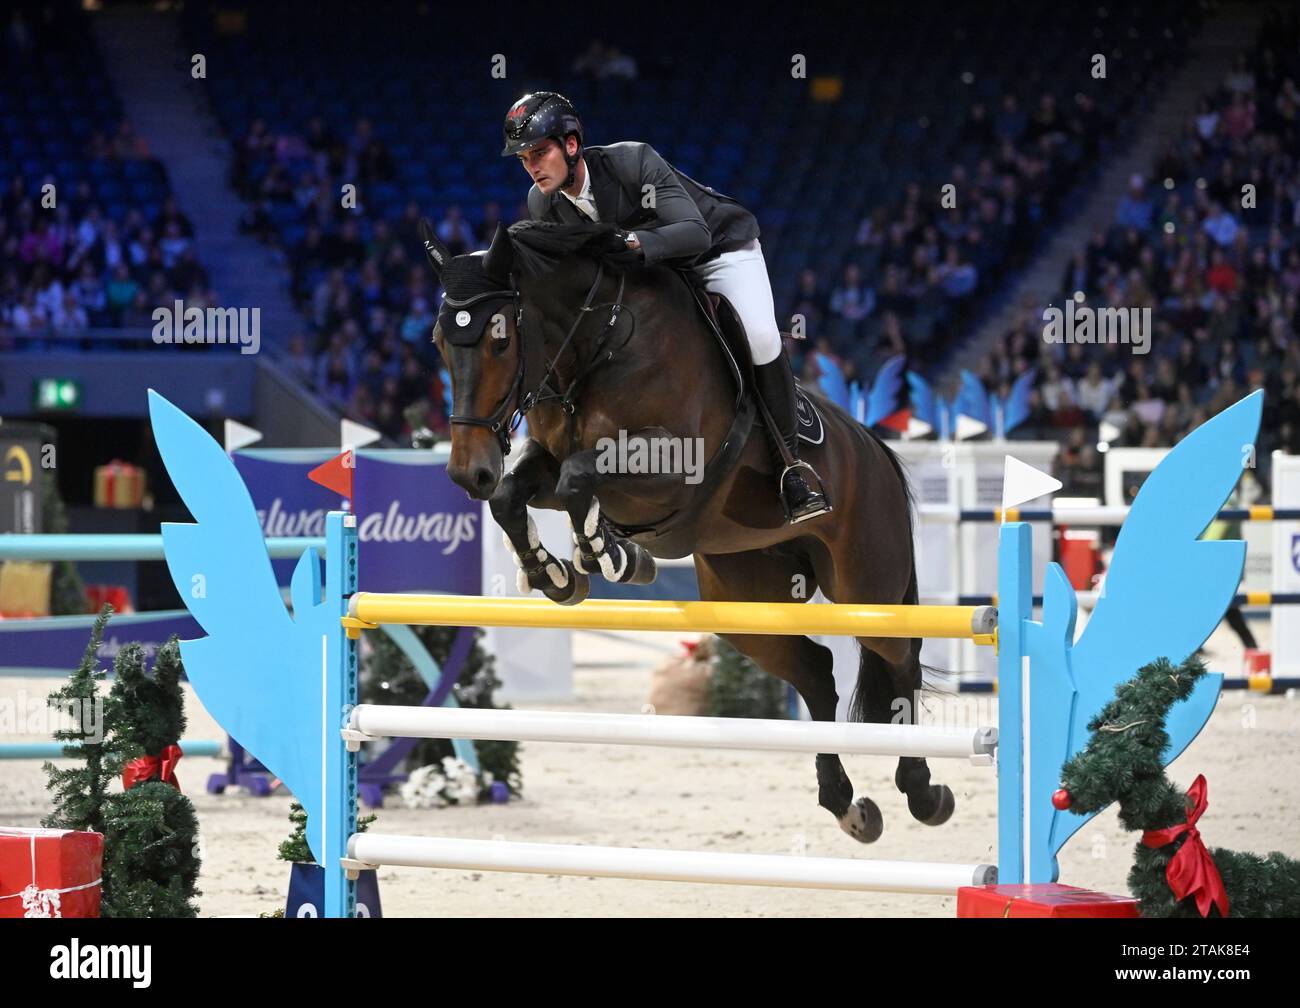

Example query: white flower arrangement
[400,757,483,809]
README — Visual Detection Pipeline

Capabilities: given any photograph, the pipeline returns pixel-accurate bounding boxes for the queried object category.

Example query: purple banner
[0,610,200,675]
[234,450,481,595]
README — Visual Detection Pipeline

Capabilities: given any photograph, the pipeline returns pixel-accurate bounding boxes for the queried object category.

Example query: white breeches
[692,239,783,366]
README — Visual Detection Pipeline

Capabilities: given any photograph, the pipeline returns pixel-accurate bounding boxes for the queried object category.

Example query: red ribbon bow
[122,743,184,792]
[1141,774,1229,917]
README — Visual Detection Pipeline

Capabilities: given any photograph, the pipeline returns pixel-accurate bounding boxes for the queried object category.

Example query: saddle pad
[795,384,825,446]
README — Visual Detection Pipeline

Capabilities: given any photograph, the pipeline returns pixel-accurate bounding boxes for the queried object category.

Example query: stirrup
[779,460,833,524]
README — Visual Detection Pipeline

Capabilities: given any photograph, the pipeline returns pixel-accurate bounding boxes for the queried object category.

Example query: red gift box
[85,584,133,615]
[958,883,1140,918]
[0,827,103,918]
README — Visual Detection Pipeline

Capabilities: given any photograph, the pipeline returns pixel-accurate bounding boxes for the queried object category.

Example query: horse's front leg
[488,438,590,605]
[556,447,659,586]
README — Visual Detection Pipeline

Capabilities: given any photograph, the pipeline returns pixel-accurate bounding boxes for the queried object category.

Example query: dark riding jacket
[525,142,760,267]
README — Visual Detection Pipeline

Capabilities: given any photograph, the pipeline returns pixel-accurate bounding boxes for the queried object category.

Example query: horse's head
[422,221,521,499]
[422,218,620,499]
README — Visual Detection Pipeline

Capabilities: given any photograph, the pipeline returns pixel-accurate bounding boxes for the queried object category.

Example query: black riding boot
[752,353,832,524]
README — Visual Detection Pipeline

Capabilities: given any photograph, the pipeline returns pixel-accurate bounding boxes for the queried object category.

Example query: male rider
[501,91,831,524]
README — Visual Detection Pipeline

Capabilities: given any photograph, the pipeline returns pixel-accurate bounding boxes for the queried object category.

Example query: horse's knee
[489,478,528,527]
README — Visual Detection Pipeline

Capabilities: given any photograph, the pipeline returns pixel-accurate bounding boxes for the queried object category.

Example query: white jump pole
[348,705,997,761]
[347,835,997,895]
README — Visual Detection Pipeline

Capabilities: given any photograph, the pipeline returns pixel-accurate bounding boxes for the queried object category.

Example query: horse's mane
[507,220,617,278]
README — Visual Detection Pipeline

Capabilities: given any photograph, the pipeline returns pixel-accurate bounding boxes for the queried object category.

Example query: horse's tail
[845,427,946,724]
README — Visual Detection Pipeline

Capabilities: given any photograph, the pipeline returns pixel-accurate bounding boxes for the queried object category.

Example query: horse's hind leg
[855,635,955,827]
[813,534,956,830]
[695,550,883,844]
[488,438,590,605]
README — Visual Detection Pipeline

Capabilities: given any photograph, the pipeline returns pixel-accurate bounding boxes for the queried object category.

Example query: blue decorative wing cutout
[1023,390,1262,881]
[148,390,339,866]
[815,352,850,410]
[906,370,935,429]
[848,381,865,425]
[955,369,991,426]
[1001,366,1037,435]
[865,354,905,427]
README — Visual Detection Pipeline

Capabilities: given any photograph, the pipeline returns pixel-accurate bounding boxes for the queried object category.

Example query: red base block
[958,883,1140,918]
[0,827,103,918]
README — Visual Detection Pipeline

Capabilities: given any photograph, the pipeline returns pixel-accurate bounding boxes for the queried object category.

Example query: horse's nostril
[473,467,495,495]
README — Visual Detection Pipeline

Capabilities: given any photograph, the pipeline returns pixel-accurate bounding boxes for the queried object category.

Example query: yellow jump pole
[346,593,997,642]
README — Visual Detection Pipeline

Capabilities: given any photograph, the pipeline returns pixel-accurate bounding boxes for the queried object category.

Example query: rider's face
[517,137,576,194]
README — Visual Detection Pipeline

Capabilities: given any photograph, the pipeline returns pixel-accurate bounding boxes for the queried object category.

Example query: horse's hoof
[543,561,589,606]
[621,542,658,585]
[909,784,956,826]
[838,796,883,844]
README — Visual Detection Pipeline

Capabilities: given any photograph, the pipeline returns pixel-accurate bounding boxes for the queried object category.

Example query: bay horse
[422,219,954,844]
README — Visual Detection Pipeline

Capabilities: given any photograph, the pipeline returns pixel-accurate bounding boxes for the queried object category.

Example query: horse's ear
[482,223,513,282]
[418,217,450,278]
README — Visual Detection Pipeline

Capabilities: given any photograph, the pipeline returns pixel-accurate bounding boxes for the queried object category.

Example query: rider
[500,91,831,525]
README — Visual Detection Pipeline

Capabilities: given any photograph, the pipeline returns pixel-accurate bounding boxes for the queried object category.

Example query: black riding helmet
[501,91,583,187]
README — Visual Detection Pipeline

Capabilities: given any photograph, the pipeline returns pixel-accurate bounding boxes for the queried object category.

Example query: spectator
[1075,363,1113,419]
[477,202,503,246]
[936,245,978,298]
[1221,90,1256,142]
[435,205,474,258]
[1115,176,1153,231]
[1194,97,1219,141]
[603,47,638,80]
[1206,248,1238,296]
[1201,202,1239,247]
[572,40,610,77]
[787,268,827,331]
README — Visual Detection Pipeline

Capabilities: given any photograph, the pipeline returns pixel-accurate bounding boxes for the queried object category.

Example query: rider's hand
[598,229,644,267]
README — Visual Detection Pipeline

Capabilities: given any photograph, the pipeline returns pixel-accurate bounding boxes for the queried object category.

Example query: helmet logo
[455,310,472,327]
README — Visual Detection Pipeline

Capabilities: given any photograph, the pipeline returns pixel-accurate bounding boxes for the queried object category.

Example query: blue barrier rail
[0,535,323,562]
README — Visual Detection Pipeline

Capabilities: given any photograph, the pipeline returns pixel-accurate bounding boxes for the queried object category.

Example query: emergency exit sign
[34,378,82,411]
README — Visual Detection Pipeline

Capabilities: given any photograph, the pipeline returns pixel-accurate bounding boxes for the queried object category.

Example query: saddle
[603,272,828,545]
[678,270,826,446]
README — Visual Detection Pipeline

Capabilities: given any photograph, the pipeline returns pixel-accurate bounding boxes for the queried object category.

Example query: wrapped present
[0,560,52,617]
[958,883,1139,918]
[93,460,146,509]
[85,584,133,615]
[0,827,103,918]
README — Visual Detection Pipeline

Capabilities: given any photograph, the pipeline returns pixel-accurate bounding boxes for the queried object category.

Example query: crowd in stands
[229,113,513,438]
[974,9,1300,494]
[190,0,1198,447]
[231,77,1118,440]
[784,84,1107,388]
[1,0,216,346]
[0,164,216,345]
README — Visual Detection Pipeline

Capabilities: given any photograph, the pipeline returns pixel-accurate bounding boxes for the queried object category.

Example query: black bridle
[443,287,524,453]
[446,262,631,454]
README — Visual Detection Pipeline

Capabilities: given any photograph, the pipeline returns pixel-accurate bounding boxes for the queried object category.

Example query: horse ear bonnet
[438,256,514,347]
